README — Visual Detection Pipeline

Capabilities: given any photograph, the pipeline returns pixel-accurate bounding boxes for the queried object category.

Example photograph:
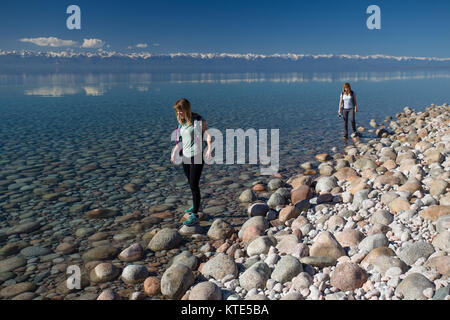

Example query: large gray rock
[358,234,389,252]
[372,255,409,275]
[6,221,41,235]
[201,253,238,280]
[276,234,299,255]
[246,236,276,257]
[353,189,370,209]
[396,273,435,300]
[19,246,51,258]
[188,281,222,300]
[315,176,338,193]
[271,255,303,283]
[121,265,149,284]
[370,209,394,225]
[267,193,285,208]
[161,263,195,299]
[436,215,450,233]
[239,189,257,203]
[148,228,182,251]
[239,262,271,291]
[170,250,198,271]
[207,219,234,240]
[432,230,450,253]
[399,241,435,266]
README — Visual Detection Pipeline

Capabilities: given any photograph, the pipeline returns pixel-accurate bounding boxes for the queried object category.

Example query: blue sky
[1,0,449,57]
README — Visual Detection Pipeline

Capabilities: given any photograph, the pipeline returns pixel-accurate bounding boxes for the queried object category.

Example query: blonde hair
[342,83,353,96]
[173,98,193,125]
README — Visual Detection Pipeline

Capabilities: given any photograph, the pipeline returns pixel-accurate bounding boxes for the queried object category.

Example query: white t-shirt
[340,92,356,109]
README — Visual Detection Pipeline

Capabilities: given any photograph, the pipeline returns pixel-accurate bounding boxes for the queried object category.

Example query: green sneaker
[184,206,194,213]
[183,213,199,226]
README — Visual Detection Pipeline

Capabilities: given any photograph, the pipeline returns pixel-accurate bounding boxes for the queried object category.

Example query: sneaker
[184,206,194,213]
[183,213,199,226]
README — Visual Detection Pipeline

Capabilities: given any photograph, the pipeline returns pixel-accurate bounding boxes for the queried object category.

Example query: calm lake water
[0,70,449,213]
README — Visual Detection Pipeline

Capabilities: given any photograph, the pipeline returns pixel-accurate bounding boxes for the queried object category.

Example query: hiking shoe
[184,206,194,213]
[183,213,199,226]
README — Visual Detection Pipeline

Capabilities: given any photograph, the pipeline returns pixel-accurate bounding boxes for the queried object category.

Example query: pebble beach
[0,103,449,301]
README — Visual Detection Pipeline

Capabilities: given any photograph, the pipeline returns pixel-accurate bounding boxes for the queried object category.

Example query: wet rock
[82,245,119,262]
[118,243,144,262]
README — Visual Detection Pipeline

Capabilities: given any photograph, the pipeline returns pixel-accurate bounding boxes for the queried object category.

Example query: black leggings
[182,155,204,214]
[343,108,357,137]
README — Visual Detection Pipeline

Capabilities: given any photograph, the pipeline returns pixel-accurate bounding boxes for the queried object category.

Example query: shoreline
[0,103,449,300]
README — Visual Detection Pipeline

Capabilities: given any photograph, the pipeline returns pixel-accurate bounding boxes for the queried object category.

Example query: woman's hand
[354,107,357,113]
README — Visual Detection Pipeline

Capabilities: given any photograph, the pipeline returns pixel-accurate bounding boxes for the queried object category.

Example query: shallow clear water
[0,70,449,217]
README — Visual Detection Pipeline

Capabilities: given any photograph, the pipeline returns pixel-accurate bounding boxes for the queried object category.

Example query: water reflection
[0,70,449,97]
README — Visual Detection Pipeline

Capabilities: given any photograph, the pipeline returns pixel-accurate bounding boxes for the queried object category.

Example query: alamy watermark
[67,5,81,30]
[171,125,280,176]
[366,5,381,30]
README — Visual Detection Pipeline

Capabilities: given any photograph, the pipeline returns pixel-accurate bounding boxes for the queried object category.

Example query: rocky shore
[0,103,449,300]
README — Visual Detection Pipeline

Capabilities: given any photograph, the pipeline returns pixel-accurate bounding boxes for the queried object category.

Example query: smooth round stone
[0,255,27,273]
[207,219,234,240]
[20,246,51,258]
[161,263,195,299]
[82,246,119,262]
[398,241,435,266]
[118,243,144,262]
[271,255,303,284]
[75,227,96,238]
[121,265,149,284]
[143,277,161,296]
[358,234,389,252]
[0,282,37,298]
[188,281,222,300]
[179,224,203,236]
[170,251,198,271]
[396,273,435,300]
[239,262,271,291]
[90,263,120,283]
[201,253,238,280]
[148,228,182,251]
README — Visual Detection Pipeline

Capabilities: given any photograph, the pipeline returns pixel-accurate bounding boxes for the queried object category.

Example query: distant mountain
[1,50,450,73]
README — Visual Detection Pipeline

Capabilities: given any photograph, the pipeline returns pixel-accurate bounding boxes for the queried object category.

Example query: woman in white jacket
[338,82,359,139]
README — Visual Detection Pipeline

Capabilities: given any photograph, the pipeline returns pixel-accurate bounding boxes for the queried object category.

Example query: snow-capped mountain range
[1,50,450,72]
